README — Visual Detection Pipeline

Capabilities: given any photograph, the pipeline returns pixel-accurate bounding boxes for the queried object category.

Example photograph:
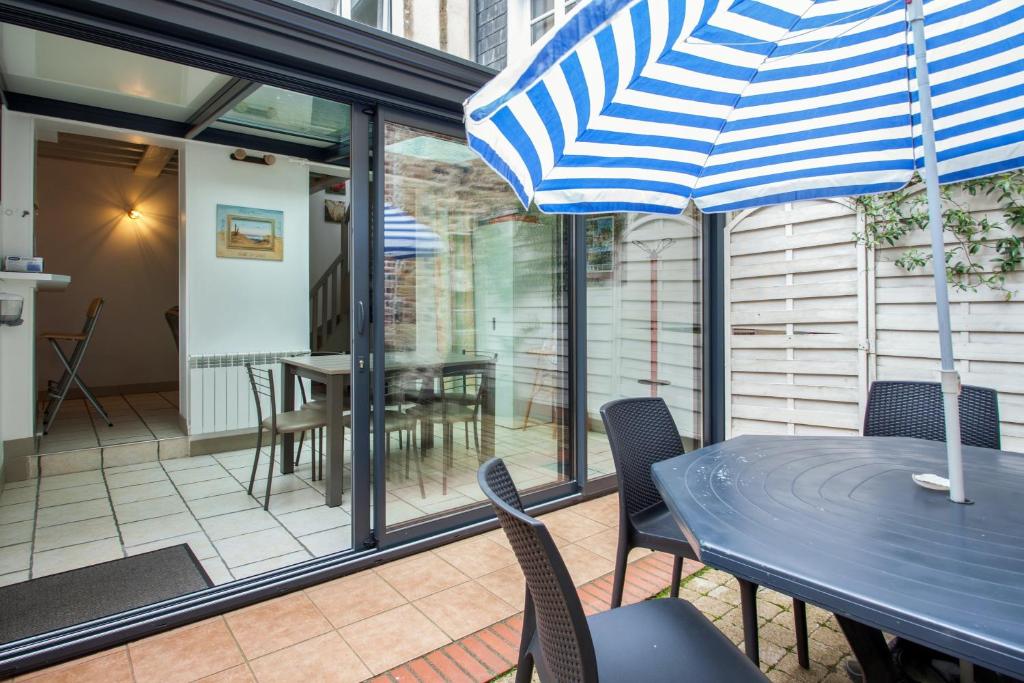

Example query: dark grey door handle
[357,301,366,334]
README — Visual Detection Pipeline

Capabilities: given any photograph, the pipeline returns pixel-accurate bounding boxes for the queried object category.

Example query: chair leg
[737,578,761,666]
[464,422,469,448]
[442,423,451,495]
[248,428,263,495]
[610,538,629,608]
[296,431,305,468]
[670,555,683,598]
[517,593,537,683]
[793,599,810,669]
[413,430,425,498]
[263,436,276,510]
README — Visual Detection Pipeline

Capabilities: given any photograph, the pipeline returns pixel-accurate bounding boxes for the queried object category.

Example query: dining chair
[407,365,486,494]
[478,457,768,683]
[600,396,810,670]
[863,380,1000,449]
[245,363,327,510]
[39,297,112,434]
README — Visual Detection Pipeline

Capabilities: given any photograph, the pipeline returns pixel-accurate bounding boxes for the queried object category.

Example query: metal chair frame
[40,297,112,434]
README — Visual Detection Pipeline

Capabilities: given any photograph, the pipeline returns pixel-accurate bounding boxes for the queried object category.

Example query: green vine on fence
[853,171,1024,299]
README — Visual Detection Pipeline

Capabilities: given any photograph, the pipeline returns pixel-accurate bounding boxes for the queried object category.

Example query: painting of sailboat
[216,204,284,260]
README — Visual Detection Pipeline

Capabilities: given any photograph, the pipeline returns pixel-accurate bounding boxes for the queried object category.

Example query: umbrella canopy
[465,0,1022,214]
[465,0,1024,503]
[383,203,444,259]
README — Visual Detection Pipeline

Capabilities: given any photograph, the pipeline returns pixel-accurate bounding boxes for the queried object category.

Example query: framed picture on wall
[216,204,284,261]
[586,215,615,277]
[324,199,347,223]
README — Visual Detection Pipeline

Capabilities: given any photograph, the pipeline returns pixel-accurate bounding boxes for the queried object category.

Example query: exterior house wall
[724,192,1024,453]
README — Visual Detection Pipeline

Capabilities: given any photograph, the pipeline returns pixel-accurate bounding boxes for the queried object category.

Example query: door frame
[369,106,579,549]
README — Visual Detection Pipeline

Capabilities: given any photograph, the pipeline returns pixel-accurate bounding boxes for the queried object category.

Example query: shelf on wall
[0,272,71,291]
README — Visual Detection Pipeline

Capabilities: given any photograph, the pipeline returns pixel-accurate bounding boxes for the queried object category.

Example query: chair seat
[406,403,477,423]
[342,409,417,432]
[262,405,327,433]
[631,502,698,559]
[587,598,766,682]
[41,332,87,341]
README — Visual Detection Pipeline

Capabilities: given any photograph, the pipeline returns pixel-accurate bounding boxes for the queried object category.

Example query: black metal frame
[0,0,728,673]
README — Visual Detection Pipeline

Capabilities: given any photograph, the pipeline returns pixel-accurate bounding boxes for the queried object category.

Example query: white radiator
[188,351,309,436]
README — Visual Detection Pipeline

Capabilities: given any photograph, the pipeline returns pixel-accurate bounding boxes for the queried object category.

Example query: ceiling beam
[134,145,176,178]
[184,78,260,140]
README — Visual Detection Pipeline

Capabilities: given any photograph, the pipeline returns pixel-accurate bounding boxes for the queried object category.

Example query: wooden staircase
[310,254,346,351]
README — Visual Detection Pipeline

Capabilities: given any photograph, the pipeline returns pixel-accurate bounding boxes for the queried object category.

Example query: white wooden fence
[724,190,1024,452]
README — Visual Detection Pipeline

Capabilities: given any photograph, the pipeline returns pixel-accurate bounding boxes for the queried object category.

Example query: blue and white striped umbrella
[465,0,1024,215]
[465,0,1024,503]
[384,203,444,259]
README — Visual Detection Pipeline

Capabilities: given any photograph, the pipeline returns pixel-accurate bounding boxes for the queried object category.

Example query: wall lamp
[127,209,142,220]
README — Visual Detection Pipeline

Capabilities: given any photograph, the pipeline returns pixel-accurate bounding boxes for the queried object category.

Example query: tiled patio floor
[9,494,853,683]
[0,421,600,587]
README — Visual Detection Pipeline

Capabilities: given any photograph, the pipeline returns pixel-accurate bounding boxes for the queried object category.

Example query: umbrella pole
[909,0,966,504]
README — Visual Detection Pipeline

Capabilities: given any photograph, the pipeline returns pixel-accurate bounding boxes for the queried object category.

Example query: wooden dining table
[651,435,1024,682]
[280,352,497,507]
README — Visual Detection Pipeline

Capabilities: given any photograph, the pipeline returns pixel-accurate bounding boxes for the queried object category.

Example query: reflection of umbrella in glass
[632,238,673,397]
[465,0,1024,504]
[384,203,443,259]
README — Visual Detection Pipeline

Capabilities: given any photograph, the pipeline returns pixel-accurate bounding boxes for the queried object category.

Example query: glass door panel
[375,114,571,535]
[585,211,703,478]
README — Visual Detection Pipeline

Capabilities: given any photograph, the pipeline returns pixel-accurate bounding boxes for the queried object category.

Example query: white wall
[308,187,344,288]
[34,157,179,391]
[182,143,310,357]
[0,110,37,446]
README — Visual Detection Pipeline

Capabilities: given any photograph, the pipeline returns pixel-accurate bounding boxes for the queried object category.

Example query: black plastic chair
[863,380,1000,449]
[479,458,767,683]
[600,397,809,670]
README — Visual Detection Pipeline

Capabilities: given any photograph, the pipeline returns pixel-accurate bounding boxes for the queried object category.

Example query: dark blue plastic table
[651,435,1024,682]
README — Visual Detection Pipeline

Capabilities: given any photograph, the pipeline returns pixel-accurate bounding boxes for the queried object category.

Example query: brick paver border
[370,552,703,683]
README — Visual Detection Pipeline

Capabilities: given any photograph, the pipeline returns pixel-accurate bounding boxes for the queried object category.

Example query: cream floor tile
[297,527,351,557]
[161,455,218,471]
[0,520,33,548]
[38,470,103,491]
[178,477,245,501]
[168,464,230,486]
[125,531,218,561]
[214,527,304,568]
[200,509,280,541]
[0,570,28,587]
[36,498,113,528]
[257,487,324,515]
[109,480,178,505]
[199,556,234,585]
[0,486,36,507]
[105,467,170,489]
[230,550,312,579]
[120,512,201,547]
[0,543,31,574]
[186,491,260,519]
[274,505,349,537]
[245,475,310,497]
[114,495,189,524]
[37,483,107,508]
[32,538,123,577]
[0,502,35,525]
[34,515,119,552]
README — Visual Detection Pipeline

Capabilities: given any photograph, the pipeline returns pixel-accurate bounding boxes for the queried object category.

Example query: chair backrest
[600,397,685,518]
[245,363,276,428]
[441,366,485,411]
[479,459,598,683]
[83,298,104,336]
[863,381,1000,450]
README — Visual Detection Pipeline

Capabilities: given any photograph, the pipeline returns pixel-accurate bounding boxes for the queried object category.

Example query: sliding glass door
[370,110,573,544]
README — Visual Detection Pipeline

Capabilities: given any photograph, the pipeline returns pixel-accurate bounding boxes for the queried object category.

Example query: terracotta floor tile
[14,648,132,682]
[197,664,256,682]
[129,618,244,683]
[249,632,370,683]
[375,552,470,601]
[570,498,620,528]
[305,569,406,628]
[433,536,516,579]
[560,543,616,586]
[475,563,526,609]
[537,508,607,542]
[339,604,450,675]
[414,581,518,640]
[225,592,332,659]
